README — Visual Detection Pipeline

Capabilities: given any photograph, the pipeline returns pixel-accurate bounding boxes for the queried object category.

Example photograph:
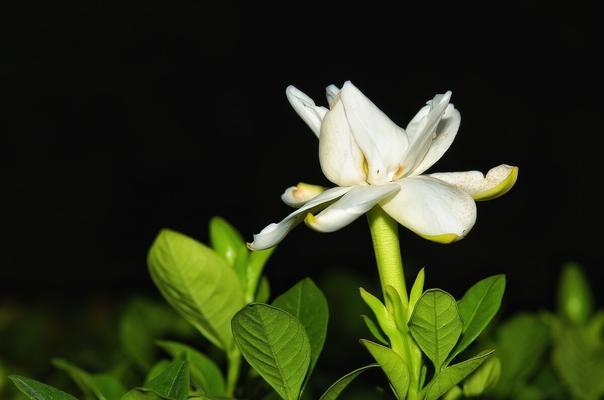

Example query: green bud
[557,262,594,324]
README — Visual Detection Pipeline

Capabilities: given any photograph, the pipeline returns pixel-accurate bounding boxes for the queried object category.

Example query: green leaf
[145,360,172,385]
[462,356,501,397]
[442,386,462,400]
[147,229,245,350]
[255,275,271,303]
[231,304,310,400]
[318,364,379,400]
[449,275,506,362]
[409,289,463,371]
[246,248,275,302]
[209,217,248,286]
[120,389,167,400]
[9,375,78,400]
[53,358,126,400]
[408,268,425,317]
[361,315,388,345]
[272,278,328,377]
[144,358,190,400]
[157,340,225,396]
[424,349,494,400]
[557,262,594,324]
[361,340,409,400]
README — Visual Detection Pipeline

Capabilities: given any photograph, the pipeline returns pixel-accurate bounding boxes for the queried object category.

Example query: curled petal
[286,85,328,138]
[340,81,408,184]
[319,99,367,186]
[429,165,519,201]
[281,182,326,208]
[380,176,477,243]
[248,186,352,250]
[305,184,400,232]
[326,84,340,108]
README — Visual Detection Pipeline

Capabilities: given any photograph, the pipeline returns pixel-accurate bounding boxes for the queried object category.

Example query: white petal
[326,84,340,108]
[429,164,518,201]
[380,176,476,243]
[286,85,328,138]
[403,92,456,175]
[319,98,368,186]
[249,186,352,250]
[340,81,408,185]
[281,182,325,208]
[305,184,400,232]
[410,102,461,175]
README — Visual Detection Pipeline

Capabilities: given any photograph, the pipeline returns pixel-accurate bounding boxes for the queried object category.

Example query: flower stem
[366,206,408,307]
[226,349,241,396]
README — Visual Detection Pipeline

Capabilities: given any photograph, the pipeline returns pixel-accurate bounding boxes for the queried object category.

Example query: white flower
[249,81,518,250]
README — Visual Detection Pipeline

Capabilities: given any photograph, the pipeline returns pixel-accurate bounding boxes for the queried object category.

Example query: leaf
[557,262,594,324]
[145,360,172,385]
[272,278,328,377]
[147,229,245,350]
[318,364,379,400]
[209,217,248,287]
[120,389,166,400]
[246,248,275,302]
[442,386,462,400]
[449,275,506,362]
[53,358,126,400]
[157,340,225,396]
[361,315,389,345]
[409,289,463,371]
[424,349,494,400]
[462,356,501,397]
[144,358,190,400]
[9,375,78,400]
[361,340,409,400]
[408,268,425,317]
[231,304,310,400]
[255,275,271,303]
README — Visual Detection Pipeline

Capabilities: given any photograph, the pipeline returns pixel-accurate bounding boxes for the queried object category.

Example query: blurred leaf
[409,289,463,371]
[462,356,501,397]
[442,386,462,400]
[557,262,594,324]
[360,315,388,345]
[272,278,328,378]
[360,340,409,400]
[121,389,166,400]
[450,275,506,362]
[53,358,126,400]
[147,229,245,350]
[157,341,225,396]
[232,304,310,400]
[9,375,77,400]
[209,217,248,287]
[246,248,275,302]
[408,268,425,317]
[120,298,195,370]
[318,364,378,400]
[145,360,172,385]
[255,276,271,303]
[424,349,494,400]
[144,358,190,400]
[491,314,549,397]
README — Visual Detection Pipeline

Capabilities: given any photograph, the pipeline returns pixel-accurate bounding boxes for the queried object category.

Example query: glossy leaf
[232,304,310,400]
[408,268,425,318]
[246,248,275,302]
[272,278,328,377]
[157,340,225,396]
[450,275,505,361]
[209,217,248,286]
[409,289,463,371]
[462,356,501,397]
[144,358,190,400]
[424,350,494,400]
[318,364,379,400]
[361,315,388,345]
[9,375,78,400]
[361,340,409,399]
[147,229,245,350]
[53,358,126,400]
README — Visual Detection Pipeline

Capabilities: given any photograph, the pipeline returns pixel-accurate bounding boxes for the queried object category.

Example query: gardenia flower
[249,81,517,250]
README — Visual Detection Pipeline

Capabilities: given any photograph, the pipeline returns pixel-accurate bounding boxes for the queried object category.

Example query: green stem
[366,207,408,306]
[226,349,241,397]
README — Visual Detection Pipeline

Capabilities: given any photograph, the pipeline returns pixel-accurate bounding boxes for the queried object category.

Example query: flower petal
[409,101,461,175]
[281,182,326,208]
[340,81,408,185]
[305,184,400,232]
[380,176,477,243]
[319,98,368,186]
[429,165,519,201]
[248,186,352,250]
[326,84,340,108]
[286,85,328,138]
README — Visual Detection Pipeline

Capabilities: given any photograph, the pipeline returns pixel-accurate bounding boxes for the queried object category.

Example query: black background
[2,2,602,316]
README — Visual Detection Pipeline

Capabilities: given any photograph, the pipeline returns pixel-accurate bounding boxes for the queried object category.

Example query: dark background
[2,3,602,314]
